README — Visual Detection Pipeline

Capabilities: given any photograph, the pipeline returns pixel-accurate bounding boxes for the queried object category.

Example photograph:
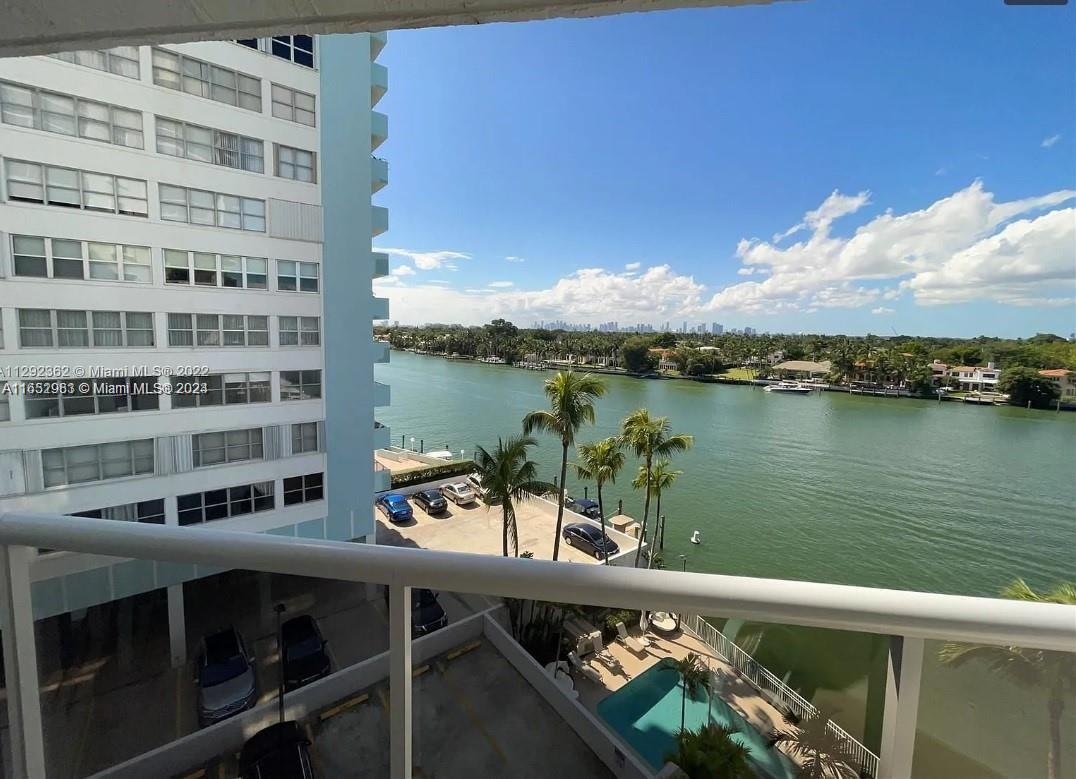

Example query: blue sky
[372,0,1075,337]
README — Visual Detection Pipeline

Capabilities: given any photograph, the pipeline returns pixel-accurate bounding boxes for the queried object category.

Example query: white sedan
[441,482,477,506]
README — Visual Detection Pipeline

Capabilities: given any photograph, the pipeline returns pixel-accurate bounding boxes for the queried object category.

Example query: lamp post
[274,602,286,725]
[410,436,415,452]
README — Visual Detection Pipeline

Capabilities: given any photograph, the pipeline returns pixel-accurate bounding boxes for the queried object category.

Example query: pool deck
[571,621,799,769]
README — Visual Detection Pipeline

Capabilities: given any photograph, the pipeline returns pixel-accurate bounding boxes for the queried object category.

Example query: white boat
[764,381,814,394]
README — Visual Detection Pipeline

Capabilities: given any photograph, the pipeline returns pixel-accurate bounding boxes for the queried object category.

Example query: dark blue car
[377,493,413,523]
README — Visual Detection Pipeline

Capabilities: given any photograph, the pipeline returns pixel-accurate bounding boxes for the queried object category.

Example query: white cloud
[390,265,415,277]
[426,280,452,285]
[871,306,895,315]
[1041,134,1061,148]
[935,167,947,176]
[374,247,470,271]
[488,281,514,288]
[704,181,1076,314]
[625,262,641,271]
[505,256,526,263]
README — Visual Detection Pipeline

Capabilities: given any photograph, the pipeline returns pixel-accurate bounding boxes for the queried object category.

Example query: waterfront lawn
[718,367,756,381]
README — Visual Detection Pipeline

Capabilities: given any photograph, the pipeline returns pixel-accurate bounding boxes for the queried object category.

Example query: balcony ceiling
[1,0,797,58]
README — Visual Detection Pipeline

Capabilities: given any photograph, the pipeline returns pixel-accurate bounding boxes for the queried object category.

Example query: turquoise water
[596,659,798,778]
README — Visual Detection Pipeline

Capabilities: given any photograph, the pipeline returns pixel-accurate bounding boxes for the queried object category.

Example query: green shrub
[389,460,476,489]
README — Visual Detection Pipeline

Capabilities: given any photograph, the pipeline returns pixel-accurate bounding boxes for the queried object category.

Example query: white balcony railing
[0,512,1072,779]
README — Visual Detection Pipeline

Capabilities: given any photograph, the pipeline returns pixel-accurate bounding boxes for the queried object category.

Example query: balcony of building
[373,380,391,407]
[373,296,390,321]
[371,62,388,107]
[372,111,389,152]
[373,205,389,236]
[371,31,387,60]
[374,340,391,363]
[0,512,1070,779]
[374,419,391,449]
[372,156,389,193]
[373,251,390,278]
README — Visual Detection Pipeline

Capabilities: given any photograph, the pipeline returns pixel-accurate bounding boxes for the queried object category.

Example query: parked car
[196,626,257,726]
[466,472,485,498]
[412,488,448,514]
[441,482,477,506]
[384,587,449,636]
[239,720,317,778]
[281,614,330,692]
[376,493,413,523]
[565,496,602,520]
[562,522,620,560]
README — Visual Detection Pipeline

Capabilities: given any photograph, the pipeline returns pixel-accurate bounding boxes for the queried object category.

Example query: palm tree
[673,652,711,732]
[522,371,606,561]
[665,723,756,779]
[939,579,1075,779]
[473,435,547,558]
[572,437,624,565]
[620,409,694,567]
[632,459,682,563]
[769,707,860,779]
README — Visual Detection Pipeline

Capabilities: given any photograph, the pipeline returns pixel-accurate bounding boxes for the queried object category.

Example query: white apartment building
[0,34,390,663]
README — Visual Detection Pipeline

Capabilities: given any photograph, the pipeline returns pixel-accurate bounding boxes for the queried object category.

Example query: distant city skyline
[373,1,1075,337]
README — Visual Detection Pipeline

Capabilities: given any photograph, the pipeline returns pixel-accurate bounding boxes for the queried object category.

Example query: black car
[281,615,330,692]
[562,522,620,560]
[412,489,448,514]
[384,587,449,636]
[239,720,316,779]
[565,496,602,520]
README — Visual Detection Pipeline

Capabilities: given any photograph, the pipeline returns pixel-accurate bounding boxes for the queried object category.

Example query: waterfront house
[649,348,678,371]
[773,359,832,379]
[948,362,1002,392]
[930,360,948,387]
[1039,368,1076,399]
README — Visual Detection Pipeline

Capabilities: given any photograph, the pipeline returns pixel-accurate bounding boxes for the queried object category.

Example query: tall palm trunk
[647,491,663,568]
[596,482,610,565]
[680,681,688,731]
[634,456,652,567]
[1047,691,1063,779]
[552,439,569,561]
[502,498,512,557]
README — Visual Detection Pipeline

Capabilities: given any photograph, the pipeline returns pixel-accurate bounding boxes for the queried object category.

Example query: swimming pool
[596,658,798,778]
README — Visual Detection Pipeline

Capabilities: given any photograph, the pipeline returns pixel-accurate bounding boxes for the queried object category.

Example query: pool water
[596,659,798,778]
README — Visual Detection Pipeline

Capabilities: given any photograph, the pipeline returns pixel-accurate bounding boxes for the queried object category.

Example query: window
[42,439,154,488]
[291,422,319,454]
[169,314,267,348]
[18,309,153,349]
[172,373,270,408]
[192,428,263,468]
[0,80,144,148]
[281,370,321,400]
[279,316,320,346]
[49,47,140,79]
[271,84,316,126]
[4,160,147,216]
[277,260,319,292]
[162,250,267,289]
[275,145,316,182]
[72,499,165,526]
[0,384,9,422]
[24,378,159,419]
[155,117,263,172]
[283,472,323,505]
[159,184,265,231]
[234,36,316,68]
[152,49,261,111]
[178,481,273,525]
[12,236,150,282]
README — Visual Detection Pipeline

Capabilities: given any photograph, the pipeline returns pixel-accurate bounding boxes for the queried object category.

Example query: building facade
[0,34,389,661]
[947,362,1001,392]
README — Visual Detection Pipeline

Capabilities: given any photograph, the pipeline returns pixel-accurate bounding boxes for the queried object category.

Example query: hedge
[390,460,477,489]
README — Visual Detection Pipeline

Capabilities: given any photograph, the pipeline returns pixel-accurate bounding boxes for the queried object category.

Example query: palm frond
[522,409,561,436]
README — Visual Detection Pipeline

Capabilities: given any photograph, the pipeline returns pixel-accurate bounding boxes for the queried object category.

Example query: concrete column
[0,544,46,777]
[167,584,186,668]
[879,635,924,779]
[388,583,412,779]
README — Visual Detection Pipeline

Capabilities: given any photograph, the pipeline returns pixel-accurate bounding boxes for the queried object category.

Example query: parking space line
[436,662,508,764]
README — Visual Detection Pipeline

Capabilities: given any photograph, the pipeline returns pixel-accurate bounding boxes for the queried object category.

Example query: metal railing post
[879,635,924,779]
[388,583,412,779]
[0,544,46,778]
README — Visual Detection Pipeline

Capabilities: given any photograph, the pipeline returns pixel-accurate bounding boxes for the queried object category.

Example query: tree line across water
[379,321,1076,406]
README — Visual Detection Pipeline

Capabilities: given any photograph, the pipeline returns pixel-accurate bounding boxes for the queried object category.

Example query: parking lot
[9,570,484,777]
[374,485,637,564]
